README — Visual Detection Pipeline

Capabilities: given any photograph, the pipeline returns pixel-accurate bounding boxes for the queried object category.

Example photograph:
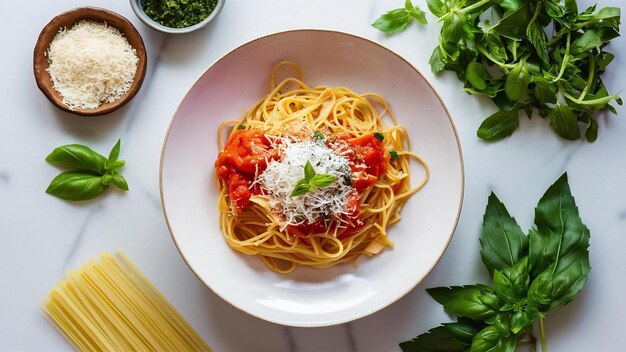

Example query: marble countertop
[2,0,625,351]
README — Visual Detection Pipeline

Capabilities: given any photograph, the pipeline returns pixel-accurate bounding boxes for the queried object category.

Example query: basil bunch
[45,140,129,201]
[401,174,590,351]
[374,0,621,142]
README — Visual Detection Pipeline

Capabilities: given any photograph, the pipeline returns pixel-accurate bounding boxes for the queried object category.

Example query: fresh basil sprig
[372,0,427,34]
[45,139,129,201]
[401,173,590,351]
[375,0,621,142]
[290,160,336,197]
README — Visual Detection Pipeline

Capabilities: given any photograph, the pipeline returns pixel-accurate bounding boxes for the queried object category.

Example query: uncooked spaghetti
[42,252,211,352]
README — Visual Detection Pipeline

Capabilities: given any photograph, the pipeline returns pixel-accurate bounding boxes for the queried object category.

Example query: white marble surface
[1,0,625,351]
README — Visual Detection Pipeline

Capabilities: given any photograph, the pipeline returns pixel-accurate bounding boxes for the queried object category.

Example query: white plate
[160,30,464,327]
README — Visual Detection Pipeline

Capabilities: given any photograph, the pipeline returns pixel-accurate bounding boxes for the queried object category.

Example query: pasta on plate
[215,61,429,273]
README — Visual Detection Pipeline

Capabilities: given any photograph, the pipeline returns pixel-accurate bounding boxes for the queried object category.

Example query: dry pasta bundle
[42,252,211,352]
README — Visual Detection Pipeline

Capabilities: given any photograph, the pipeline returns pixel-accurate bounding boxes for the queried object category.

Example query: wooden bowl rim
[33,6,147,116]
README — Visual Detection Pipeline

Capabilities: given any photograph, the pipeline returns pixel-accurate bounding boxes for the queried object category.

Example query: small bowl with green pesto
[130,0,224,34]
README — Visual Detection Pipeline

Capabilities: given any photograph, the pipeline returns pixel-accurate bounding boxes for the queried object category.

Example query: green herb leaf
[479,193,528,275]
[399,326,468,352]
[442,317,485,345]
[112,172,129,191]
[533,76,557,104]
[372,8,412,34]
[45,144,108,174]
[46,172,107,201]
[373,132,385,141]
[441,287,499,321]
[429,47,447,74]
[290,179,311,197]
[236,124,246,130]
[310,174,336,188]
[427,284,490,305]
[470,326,516,352]
[549,104,581,140]
[108,139,121,163]
[106,160,126,172]
[571,27,620,55]
[304,160,316,180]
[493,257,530,303]
[466,60,487,90]
[101,173,113,186]
[528,174,590,305]
[389,151,399,160]
[504,64,530,101]
[426,0,447,18]
[313,131,325,140]
[477,109,520,141]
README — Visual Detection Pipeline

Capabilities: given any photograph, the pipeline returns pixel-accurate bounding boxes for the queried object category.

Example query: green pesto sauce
[141,0,218,29]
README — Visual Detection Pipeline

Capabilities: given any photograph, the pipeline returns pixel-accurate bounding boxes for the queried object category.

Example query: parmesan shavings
[46,20,139,110]
[258,138,354,231]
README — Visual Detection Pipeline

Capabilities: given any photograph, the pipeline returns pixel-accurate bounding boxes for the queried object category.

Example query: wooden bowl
[33,7,147,116]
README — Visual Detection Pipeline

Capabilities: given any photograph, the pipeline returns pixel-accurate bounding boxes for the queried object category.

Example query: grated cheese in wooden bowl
[46,20,139,110]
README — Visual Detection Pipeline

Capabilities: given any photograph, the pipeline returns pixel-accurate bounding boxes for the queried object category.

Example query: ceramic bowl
[33,7,147,116]
[160,30,464,327]
[129,0,225,34]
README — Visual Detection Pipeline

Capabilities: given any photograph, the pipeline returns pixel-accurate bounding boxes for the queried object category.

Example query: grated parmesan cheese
[257,138,354,230]
[46,20,139,110]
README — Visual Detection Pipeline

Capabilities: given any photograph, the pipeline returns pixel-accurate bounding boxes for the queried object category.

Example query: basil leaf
[479,193,528,275]
[470,326,516,352]
[477,108,520,141]
[504,64,530,101]
[108,139,121,163]
[106,160,126,172]
[492,2,530,40]
[400,326,467,352]
[571,27,620,55]
[426,0,447,18]
[442,13,465,43]
[409,6,428,25]
[528,255,589,309]
[389,151,399,160]
[429,47,446,74]
[493,257,530,303]
[549,104,581,140]
[533,75,557,104]
[373,132,384,141]
[372,8,412,34]
[290,179,311,197]
[310,174,336,188]
[527,21,549,64]
[313,131,325,140]
[529,173,591,284]
[442,317,485,345]
[304,160,316,180]
[510,311,532,334]
[442,287,498,321]
[466,59,487,90]
[112,172,129,191]
[45,144,108,174]
[426,284,491,305]
[496,0,526,12]
[101,173,113,186]
[236,124,246,130]
[46,172,107,201]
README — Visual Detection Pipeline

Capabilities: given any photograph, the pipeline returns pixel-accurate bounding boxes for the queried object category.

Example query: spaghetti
[42,252,211,352]
[215,61,429,273]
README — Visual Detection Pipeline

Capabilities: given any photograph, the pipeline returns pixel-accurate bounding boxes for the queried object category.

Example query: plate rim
[159,28,465,327]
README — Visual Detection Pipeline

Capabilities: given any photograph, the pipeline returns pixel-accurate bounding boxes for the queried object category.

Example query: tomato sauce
[215,129,279,213]
[216,130,389,238]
